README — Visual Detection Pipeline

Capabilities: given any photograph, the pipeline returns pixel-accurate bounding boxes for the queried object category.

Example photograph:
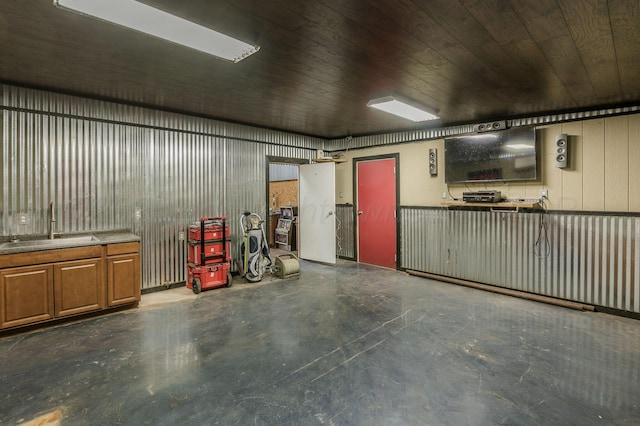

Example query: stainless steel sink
[0,235,99,249]
[56,236,99,243]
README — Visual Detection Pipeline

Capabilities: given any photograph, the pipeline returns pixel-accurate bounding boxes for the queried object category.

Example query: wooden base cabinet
[0,239,140,331]
[54,258,104,317]
[107,243,141,307]
[1,265,54,328]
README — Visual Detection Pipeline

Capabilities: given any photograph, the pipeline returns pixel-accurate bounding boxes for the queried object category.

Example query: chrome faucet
[49,201,56,240]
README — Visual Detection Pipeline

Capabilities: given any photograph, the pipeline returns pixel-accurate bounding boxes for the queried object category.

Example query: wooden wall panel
[604,115,629,211]
[400,141,437,206]
[507,183,530,200]
[523,177,543,200]
[582,119,605,211]
[334,113,639,213]
[561,121,584,210]
[629,114,640,212]
[540,125,564,210]
[269,180,299,209]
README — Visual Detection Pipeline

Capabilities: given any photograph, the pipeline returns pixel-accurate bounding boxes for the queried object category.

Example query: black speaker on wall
[473,120,507,133]
[555,133,568,168]
[428,148,437,176]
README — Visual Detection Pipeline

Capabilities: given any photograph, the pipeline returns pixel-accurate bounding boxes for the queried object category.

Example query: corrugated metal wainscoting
[400,207,640,314]
[1,85,319,290]
[336,204,355,259]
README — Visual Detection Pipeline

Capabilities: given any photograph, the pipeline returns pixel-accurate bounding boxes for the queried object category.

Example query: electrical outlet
[135,210,141,220]
[18,214,29,225]
[178,231,185,241]
[541,189,548,198]
[442,192,448,200]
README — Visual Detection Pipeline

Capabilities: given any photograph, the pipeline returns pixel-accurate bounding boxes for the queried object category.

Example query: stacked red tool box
[186,217,232,294]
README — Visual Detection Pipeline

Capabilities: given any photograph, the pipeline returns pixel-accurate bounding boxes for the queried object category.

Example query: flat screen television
[444,126,537,184]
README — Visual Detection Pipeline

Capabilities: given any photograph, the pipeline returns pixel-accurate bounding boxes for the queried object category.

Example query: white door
[298,162,336,264]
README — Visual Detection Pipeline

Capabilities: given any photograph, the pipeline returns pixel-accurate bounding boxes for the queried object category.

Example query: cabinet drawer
[0,246,103,269]
[106,242,139,256]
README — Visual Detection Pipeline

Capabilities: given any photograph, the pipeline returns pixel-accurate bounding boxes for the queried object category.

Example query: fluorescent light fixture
[53,0,260,63]
[367,96,439,122]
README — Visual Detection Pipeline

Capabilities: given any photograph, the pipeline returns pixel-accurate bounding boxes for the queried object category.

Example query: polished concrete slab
[1,260,639,425]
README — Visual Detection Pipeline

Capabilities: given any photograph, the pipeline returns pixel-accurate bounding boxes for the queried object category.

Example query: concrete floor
[1,259,639,425]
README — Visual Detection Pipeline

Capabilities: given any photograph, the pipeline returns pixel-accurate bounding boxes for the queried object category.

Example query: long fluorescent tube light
[367,96,439,122]
[53,0,260,63]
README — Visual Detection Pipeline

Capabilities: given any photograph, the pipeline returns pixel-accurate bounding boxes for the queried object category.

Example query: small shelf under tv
[441,200,541,211]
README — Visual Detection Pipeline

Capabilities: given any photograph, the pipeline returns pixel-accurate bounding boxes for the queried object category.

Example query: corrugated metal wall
[1,84,317,289]
[336,204,355,259]
[4,83,638,311]
[269,163,299,182]
[400,207,640,314]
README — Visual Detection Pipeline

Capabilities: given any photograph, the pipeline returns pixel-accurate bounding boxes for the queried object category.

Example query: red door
[357,158,397,268]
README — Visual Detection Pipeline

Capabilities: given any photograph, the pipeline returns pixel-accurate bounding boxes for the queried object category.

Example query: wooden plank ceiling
[0,0,639,139]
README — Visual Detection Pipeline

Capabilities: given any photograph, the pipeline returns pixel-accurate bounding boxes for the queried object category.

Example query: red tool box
[186,217,232,294]
[188,222,229,241]
[187,240,232,265]
[187,262,230,293]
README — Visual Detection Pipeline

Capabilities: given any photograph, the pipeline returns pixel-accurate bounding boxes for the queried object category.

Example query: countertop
[0,231,140,255]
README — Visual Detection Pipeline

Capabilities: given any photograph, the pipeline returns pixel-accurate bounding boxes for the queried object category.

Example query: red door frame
[353,153,400,269]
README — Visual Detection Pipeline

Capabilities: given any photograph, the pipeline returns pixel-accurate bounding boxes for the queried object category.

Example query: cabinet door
[54,258,104,317]
[0,265,54,328]
[107,254,140,306]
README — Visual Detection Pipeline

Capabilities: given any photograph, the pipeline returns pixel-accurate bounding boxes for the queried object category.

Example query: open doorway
[266,158,304,258]
[266,156,337,265]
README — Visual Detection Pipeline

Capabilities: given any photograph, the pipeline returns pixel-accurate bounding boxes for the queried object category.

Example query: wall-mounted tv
[444,126,537,184]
